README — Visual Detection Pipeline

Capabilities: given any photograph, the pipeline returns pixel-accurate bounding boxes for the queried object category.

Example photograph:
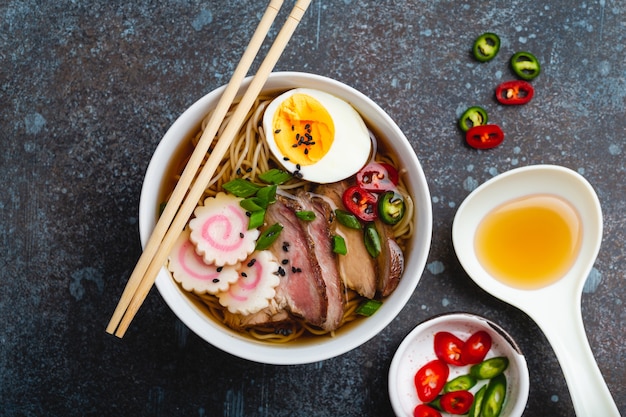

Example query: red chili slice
[495,80,534,105]
[465,124,504,149]
[462,330,493,364]
[356,161,399,193]
[342,185,378,222]
[414,359,450,403]
[413,404,443,417]
[434,331,466,366]
[440,390,474,415]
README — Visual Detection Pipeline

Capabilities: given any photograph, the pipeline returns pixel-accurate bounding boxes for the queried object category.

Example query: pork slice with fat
[297,190,345,331]
[263,195,328,328]
[314,182,378,299]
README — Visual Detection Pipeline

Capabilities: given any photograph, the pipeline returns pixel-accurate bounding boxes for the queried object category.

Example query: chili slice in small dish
[473,32,501,62]
[440,390,475,415]
[495,80,534,105]
[510,51,541,80]
[414,359,450,403]
[434,331,466,366]
[465,124,504,150]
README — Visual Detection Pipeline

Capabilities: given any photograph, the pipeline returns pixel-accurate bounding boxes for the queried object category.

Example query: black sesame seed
[291,266,297,273]
[274,129,281,134]
[291,125,295,131]
[281,259,289,265]
[283,156,290,161]
[277,266,286,276]
[247,259,256,267]
[216,266,223,272]
[239,232,244,238]
[212,278,220,283]
[296,268,302,273]
[246,211,251,217]
[305,123,310,130]
[241,272,247,277]
[304,148,309,155]
[296,164,301,170]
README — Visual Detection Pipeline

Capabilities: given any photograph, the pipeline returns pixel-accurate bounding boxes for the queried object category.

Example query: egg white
[262,88,372,184]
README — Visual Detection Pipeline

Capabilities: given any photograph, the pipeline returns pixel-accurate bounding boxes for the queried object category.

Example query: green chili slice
[468,385,487,417]
[459,106,488,132]
[510,51,541,80]
[473,32,501,62]
[443,374,477,393]
[255,223,283,250]
[470,356,509,380]
[481,374,507,417]
[378,190,406,225]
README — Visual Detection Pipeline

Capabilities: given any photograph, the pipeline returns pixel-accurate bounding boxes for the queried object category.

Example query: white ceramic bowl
[389,313,529,417]
[139,72,432,364]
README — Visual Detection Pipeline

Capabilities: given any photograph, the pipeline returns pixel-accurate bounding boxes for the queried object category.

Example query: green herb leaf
[296,210,316,221]
[332,235,347,255]
[255,223,283,250]
[258,169,292,185]
[364,223,381,258]
[335,209,362,230]
[223,178,262,198]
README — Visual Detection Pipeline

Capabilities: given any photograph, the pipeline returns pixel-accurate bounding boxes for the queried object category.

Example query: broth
[475,194,582,290]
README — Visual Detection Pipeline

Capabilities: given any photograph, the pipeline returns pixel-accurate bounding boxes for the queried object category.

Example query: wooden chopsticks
[106,0,312,337]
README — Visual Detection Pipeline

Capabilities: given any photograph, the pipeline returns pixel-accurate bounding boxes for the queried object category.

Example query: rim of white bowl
[139,72,433,364]
[388,312,530,417]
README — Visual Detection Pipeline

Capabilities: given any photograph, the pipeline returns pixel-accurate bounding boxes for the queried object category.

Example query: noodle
[166,91,415,343]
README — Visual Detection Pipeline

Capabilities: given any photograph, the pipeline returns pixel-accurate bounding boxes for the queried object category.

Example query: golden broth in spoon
[474,194,582,290]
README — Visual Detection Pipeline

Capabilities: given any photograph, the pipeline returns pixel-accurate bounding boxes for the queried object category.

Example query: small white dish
[389,312,529,417]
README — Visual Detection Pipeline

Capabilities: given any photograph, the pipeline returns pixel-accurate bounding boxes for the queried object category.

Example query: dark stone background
[1,1,624,416]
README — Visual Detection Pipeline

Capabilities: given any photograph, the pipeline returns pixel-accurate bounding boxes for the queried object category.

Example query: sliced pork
[297,190,344,331]
[314,182,378,299]
[263,195,328,328]
[375,219,405,296]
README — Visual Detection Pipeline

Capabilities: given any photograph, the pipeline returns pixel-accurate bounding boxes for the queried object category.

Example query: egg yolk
[271,93,334,166]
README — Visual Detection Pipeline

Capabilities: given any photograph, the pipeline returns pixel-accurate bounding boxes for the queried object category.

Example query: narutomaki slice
[217,250,280,315]
[168,228,239,294]
[189,192,259,266]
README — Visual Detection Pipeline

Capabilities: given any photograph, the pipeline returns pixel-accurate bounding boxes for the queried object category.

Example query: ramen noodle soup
[162,88,415,343]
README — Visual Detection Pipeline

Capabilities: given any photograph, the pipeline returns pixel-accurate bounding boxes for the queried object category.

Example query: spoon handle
[531,299,621,416]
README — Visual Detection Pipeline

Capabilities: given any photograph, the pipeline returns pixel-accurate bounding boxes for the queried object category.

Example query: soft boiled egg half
[262,88,372,184]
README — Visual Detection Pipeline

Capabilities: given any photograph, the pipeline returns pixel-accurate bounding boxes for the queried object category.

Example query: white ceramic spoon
[452,164,620,416]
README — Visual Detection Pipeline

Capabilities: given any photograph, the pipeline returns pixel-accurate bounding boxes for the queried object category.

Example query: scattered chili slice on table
[495,80,534,105]
[465,124,504,149]
[510,51,541,80]
[472,32,501,62]
[459,106,488,132]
